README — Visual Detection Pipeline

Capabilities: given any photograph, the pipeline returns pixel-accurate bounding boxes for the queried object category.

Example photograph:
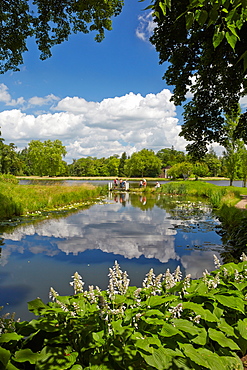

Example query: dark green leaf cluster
[150,0,247,158]
[0,0,124,73]
[0,258,247,369]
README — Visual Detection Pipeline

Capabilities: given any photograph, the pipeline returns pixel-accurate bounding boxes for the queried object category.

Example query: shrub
[0,256,247,369]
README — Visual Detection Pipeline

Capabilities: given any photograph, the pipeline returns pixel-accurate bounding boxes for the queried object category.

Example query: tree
[203,147,222,178]
[0,143,22,175]
[27,139,67,176]
[156,147,186,167]
[118,152,127,177]
[167,161,193,180]
[239,146,247,187]
[222,109,243,186]
[150,0,247,158]
[0,0,124,73]
[125,149,162,177]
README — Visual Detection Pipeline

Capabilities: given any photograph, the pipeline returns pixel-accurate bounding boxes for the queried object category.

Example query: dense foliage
[0,257,247,369]
[150,0,247,157]
[1,134,247,183]
[0,0,123,73]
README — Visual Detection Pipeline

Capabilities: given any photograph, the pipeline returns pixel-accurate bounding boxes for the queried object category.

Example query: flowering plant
[0,256,247,369]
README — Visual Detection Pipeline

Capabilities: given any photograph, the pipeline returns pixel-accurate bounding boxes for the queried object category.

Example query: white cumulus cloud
[0,87,187,161]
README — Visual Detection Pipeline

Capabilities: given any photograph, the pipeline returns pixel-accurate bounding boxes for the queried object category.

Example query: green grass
[0,182,106,220]
[158,180,246,209]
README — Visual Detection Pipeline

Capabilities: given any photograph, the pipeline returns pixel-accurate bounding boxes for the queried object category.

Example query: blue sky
[0,0,189,163]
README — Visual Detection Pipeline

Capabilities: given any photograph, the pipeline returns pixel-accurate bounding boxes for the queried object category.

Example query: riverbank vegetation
[1,136,247,186]
[0,175,105,220]
[155,181,246,209]
[1,257,247,369]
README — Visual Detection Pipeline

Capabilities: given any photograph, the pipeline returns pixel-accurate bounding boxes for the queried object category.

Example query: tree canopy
[0,0,123,73]
[150,0,247,157]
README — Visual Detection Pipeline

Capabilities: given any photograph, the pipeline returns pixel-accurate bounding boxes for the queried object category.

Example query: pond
[0,191,224,321]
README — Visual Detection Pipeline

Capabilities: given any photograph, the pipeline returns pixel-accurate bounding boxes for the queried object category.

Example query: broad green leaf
[197,9,208,26]
[173,319,200,336]
[182,302,218,322]
[0,347,10,366]
[92,330,105,345]
[142,317,165,325]
[213,29,225,48]
[191,327,207,345]
[0,332,23,343]
[28,298,50,315]
[196,348,224,370]
[14,349,39,364]
[70,365,83,370]
[142,347,173,370]
[173,357,191,370]
[237,319,247,340]
[159,322,181,337]
[135,336,161,353]
[208,328,240,350]
[185,12,195,29]
[225,31,237,50]
[215,294,245,313]
[218,318,238,338]
[147,295,177,307]
[230,281,247,291]
[37,346,78,369]
[181,343,210,368]
[6,362,20,370]
[144,309,165,317]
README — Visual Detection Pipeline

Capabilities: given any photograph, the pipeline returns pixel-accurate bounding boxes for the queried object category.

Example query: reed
[0,182,105,220]
[160,180,246,208]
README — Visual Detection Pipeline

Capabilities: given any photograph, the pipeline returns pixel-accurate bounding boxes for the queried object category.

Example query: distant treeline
[0,138,246,181]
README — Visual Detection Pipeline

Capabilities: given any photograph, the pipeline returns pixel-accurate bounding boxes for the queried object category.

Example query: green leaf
[191,327,207,346]
[142,347,173,370]
[197,9,208,26]
[142,317,165,325]
[173,319,200,336]
[215,294,245,313]
[225,31,237,50]
[92,330,105,345]
[213,29,225,48]
[196,348,225,370]
[135,336,161,353]
[218,318,238,338]
[28,298,50,315]
[208,328,240,350]
[0,347,11,366]
[0,332,23,343]
[159,322,181,337]
[6,362,20,370]
[15,349,39,364]
[70,366,83,370]
[182,302,218,322]
[181,344,210,368]
[237,319,247,340]
[185,12,195,29]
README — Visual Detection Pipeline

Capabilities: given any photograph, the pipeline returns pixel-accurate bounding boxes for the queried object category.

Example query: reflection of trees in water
[0,237,5,260]
[215,205,247,263]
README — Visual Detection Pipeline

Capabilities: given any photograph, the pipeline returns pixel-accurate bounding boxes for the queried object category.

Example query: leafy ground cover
[0,256,247,369]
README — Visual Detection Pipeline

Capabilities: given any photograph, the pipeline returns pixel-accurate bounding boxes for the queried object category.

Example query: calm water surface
[0,191,223,320]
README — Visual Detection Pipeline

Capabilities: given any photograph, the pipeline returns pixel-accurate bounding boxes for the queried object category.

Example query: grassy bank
[0,180,106,220]
[156,180,246,209]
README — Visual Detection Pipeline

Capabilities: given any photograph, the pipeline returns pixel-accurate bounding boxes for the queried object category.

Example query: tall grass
[159,180,245,208]
[0,182,106,220]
